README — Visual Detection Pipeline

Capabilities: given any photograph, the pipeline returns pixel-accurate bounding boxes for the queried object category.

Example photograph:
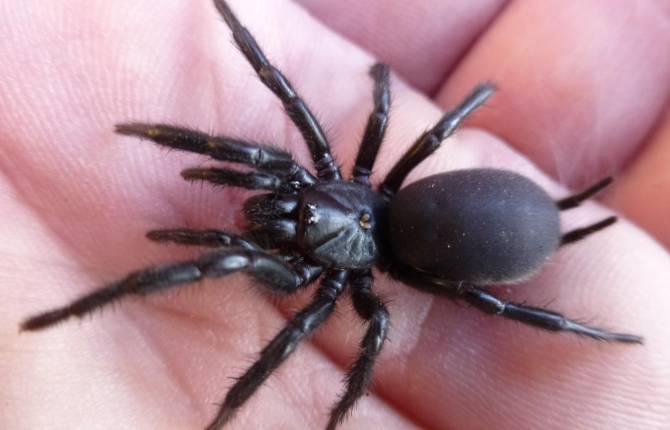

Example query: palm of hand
[2,1,669,429]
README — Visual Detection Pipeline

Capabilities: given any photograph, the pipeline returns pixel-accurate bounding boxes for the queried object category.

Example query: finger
[294,0,507,94]
[607,107,670,249]
[434,0,670,187]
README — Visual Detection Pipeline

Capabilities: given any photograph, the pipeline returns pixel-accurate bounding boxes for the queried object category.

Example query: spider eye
[359,212,372,229]
[305,203,319,224]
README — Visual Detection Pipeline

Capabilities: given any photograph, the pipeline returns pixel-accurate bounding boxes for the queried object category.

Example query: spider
[21,1,642,429]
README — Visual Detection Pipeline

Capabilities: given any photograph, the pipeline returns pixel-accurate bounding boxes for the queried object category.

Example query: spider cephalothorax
[245,181,387,269]
[21,1,641,429]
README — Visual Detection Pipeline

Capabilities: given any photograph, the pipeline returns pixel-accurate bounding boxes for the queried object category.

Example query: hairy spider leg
[146,228,261,250]
[21,247,310,332]
[115,123,316,188]
[148,227,325,283]
[550,176,619,246]
[181,167,293,192]
[244,217,296,249]
[353,64,391,184]
[556,177,613,210]
[206,270,349,430]
[327,270,389,430]
[380,83,495,197]
[560,216,618,246]
[390,266,642,343]
[244,193,298,223]
[461,286,643,343]
[553,177,618,245]
[213,0,341,181]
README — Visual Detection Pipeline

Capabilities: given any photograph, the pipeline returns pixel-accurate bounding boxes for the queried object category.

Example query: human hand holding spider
[2,0,669,429]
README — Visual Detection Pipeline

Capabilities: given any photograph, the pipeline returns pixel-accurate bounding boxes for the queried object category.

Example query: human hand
[2,1,669,429]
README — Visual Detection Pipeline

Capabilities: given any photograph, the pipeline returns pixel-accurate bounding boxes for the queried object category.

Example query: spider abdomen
[389,168,561,284]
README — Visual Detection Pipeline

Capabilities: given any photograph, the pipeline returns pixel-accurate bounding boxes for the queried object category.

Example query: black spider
[21,1,642,429]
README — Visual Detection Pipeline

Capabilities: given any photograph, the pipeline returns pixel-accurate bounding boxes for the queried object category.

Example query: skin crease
[1,0,669,429]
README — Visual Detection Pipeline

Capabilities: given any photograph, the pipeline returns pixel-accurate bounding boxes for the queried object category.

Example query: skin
[1,0,669,429]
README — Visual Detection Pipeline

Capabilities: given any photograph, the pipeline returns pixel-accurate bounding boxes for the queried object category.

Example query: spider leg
[327,270,389,430]
[206,270,349,430]
[388,264,641,343]
[461,286,642,343]
[146,228,260,250]
[560,216,617,246]
[21,248,309,332]
[246,218,297,249]
[556,177,613,210]
[213,0,341,181]
[380,83,495,197]
[181,167,294,192]
[244,193,298,224]
[240,192,301,249]
[115,123,316,187]
[148,227,325,285]
[353,64,391,185]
